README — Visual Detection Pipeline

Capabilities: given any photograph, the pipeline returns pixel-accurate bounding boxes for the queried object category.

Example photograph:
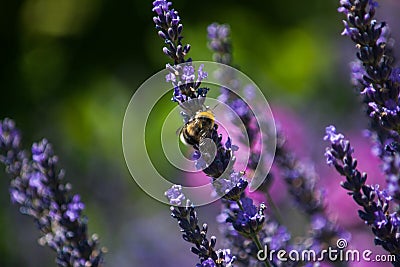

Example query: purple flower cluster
[207,23,232,65]
[338,0,400,203]
[324,126,400,262]
[0,118,105,267]
[153,0,210,104]
[153,0,189,65]
[166,186,236,267]
[166,63,210,103]
[225,197,266,238]
[218,199,292,267]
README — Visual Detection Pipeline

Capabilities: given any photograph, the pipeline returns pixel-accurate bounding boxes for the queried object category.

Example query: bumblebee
[179,109,215,146]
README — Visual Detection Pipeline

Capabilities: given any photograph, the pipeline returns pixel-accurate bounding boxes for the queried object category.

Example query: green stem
[251,234,271,267]
[236,199,244,210]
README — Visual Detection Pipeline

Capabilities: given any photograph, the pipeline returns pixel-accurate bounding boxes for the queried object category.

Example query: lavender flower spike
[0,118,105,267]
[153,0,212,105]
[153,0,190,64]
[275,131,347,253]
[207,23,232,65]
[338,0,400,203]
[165,185,236,267]
[324,125,400,263]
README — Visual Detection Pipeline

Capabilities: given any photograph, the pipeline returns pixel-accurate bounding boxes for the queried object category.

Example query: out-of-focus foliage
[0,0,399,266]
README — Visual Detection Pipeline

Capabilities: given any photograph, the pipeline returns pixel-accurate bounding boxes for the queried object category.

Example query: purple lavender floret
[165,184,186,205]
[226,197,265,238]
[218,200,291,267]
[197,258,217,267]
[65,195,85,222]
[324,125,344,145]
[196,252,234,267]
[324,125,400,262]
[166,63,210,104]
[214,171,248,201]
[0,118,105,267]
[0,118,21,150]
[350,60,365,86]
[0,118,23,175]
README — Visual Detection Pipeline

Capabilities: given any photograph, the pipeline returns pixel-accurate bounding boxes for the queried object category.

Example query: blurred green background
[0,0,399,266]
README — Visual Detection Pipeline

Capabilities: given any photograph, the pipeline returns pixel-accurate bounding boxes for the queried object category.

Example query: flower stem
[251,233,271,267]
